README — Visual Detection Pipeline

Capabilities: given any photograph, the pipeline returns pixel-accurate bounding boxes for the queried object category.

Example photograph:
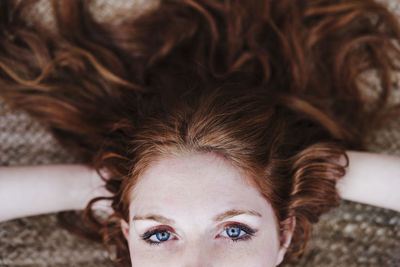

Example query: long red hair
[1,0,400,265]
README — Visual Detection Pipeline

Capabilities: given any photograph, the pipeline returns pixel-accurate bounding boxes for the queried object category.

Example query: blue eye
[142,229,173,245]
[220,223,256,241]
[141,223,256,246]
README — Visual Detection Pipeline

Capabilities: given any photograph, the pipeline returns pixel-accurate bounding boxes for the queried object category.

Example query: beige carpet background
[1,0,400,266]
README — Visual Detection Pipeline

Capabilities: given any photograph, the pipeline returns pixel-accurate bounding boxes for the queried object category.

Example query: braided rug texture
[0,0,400,266]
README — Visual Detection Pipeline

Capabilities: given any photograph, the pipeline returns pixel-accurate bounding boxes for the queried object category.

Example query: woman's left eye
[219,223,256,242]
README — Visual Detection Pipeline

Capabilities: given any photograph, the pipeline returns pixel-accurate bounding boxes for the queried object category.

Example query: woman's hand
[337,151,400,213]
[0,164,112,222]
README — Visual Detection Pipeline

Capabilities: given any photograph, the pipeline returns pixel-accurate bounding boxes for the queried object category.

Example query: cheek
[251,235,280,267]
[128,243,182,267]
[211,236,280,267]
[128,242,155,267]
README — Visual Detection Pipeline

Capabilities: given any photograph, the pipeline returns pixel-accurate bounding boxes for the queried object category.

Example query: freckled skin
[121,152,293,267]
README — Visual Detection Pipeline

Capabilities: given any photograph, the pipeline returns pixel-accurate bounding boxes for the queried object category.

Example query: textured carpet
[1,0,400,266]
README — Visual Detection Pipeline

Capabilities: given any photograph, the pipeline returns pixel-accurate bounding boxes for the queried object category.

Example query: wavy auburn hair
[1,0,400,265]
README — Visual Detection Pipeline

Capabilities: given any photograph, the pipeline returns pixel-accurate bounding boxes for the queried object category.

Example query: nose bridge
[182,236,214,267]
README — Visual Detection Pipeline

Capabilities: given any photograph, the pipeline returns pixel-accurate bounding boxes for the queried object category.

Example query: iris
[226,226,241,238]
[155,231,170,241]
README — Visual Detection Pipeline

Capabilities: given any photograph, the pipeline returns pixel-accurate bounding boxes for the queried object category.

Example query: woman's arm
[0,164,111,222]
[337,151,400,213]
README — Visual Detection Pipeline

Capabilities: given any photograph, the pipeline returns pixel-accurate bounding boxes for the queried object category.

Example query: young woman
[0,0,399,266]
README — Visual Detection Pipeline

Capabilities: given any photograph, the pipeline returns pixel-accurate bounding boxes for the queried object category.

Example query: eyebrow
[213,209,262,222]
[132,209,262,224]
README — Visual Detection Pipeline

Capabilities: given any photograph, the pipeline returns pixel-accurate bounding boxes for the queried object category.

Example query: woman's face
[121,152,295,267]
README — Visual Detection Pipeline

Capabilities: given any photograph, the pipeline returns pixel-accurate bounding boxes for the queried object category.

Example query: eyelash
[141,223,256,246]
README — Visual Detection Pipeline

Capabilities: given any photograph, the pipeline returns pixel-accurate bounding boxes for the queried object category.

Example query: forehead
[129,152,272,218]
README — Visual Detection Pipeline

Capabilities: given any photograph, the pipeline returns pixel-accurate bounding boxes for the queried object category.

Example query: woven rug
[1,0,400,266]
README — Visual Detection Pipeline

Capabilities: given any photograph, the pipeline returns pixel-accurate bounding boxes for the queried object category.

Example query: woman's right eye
[141,228,175,245]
